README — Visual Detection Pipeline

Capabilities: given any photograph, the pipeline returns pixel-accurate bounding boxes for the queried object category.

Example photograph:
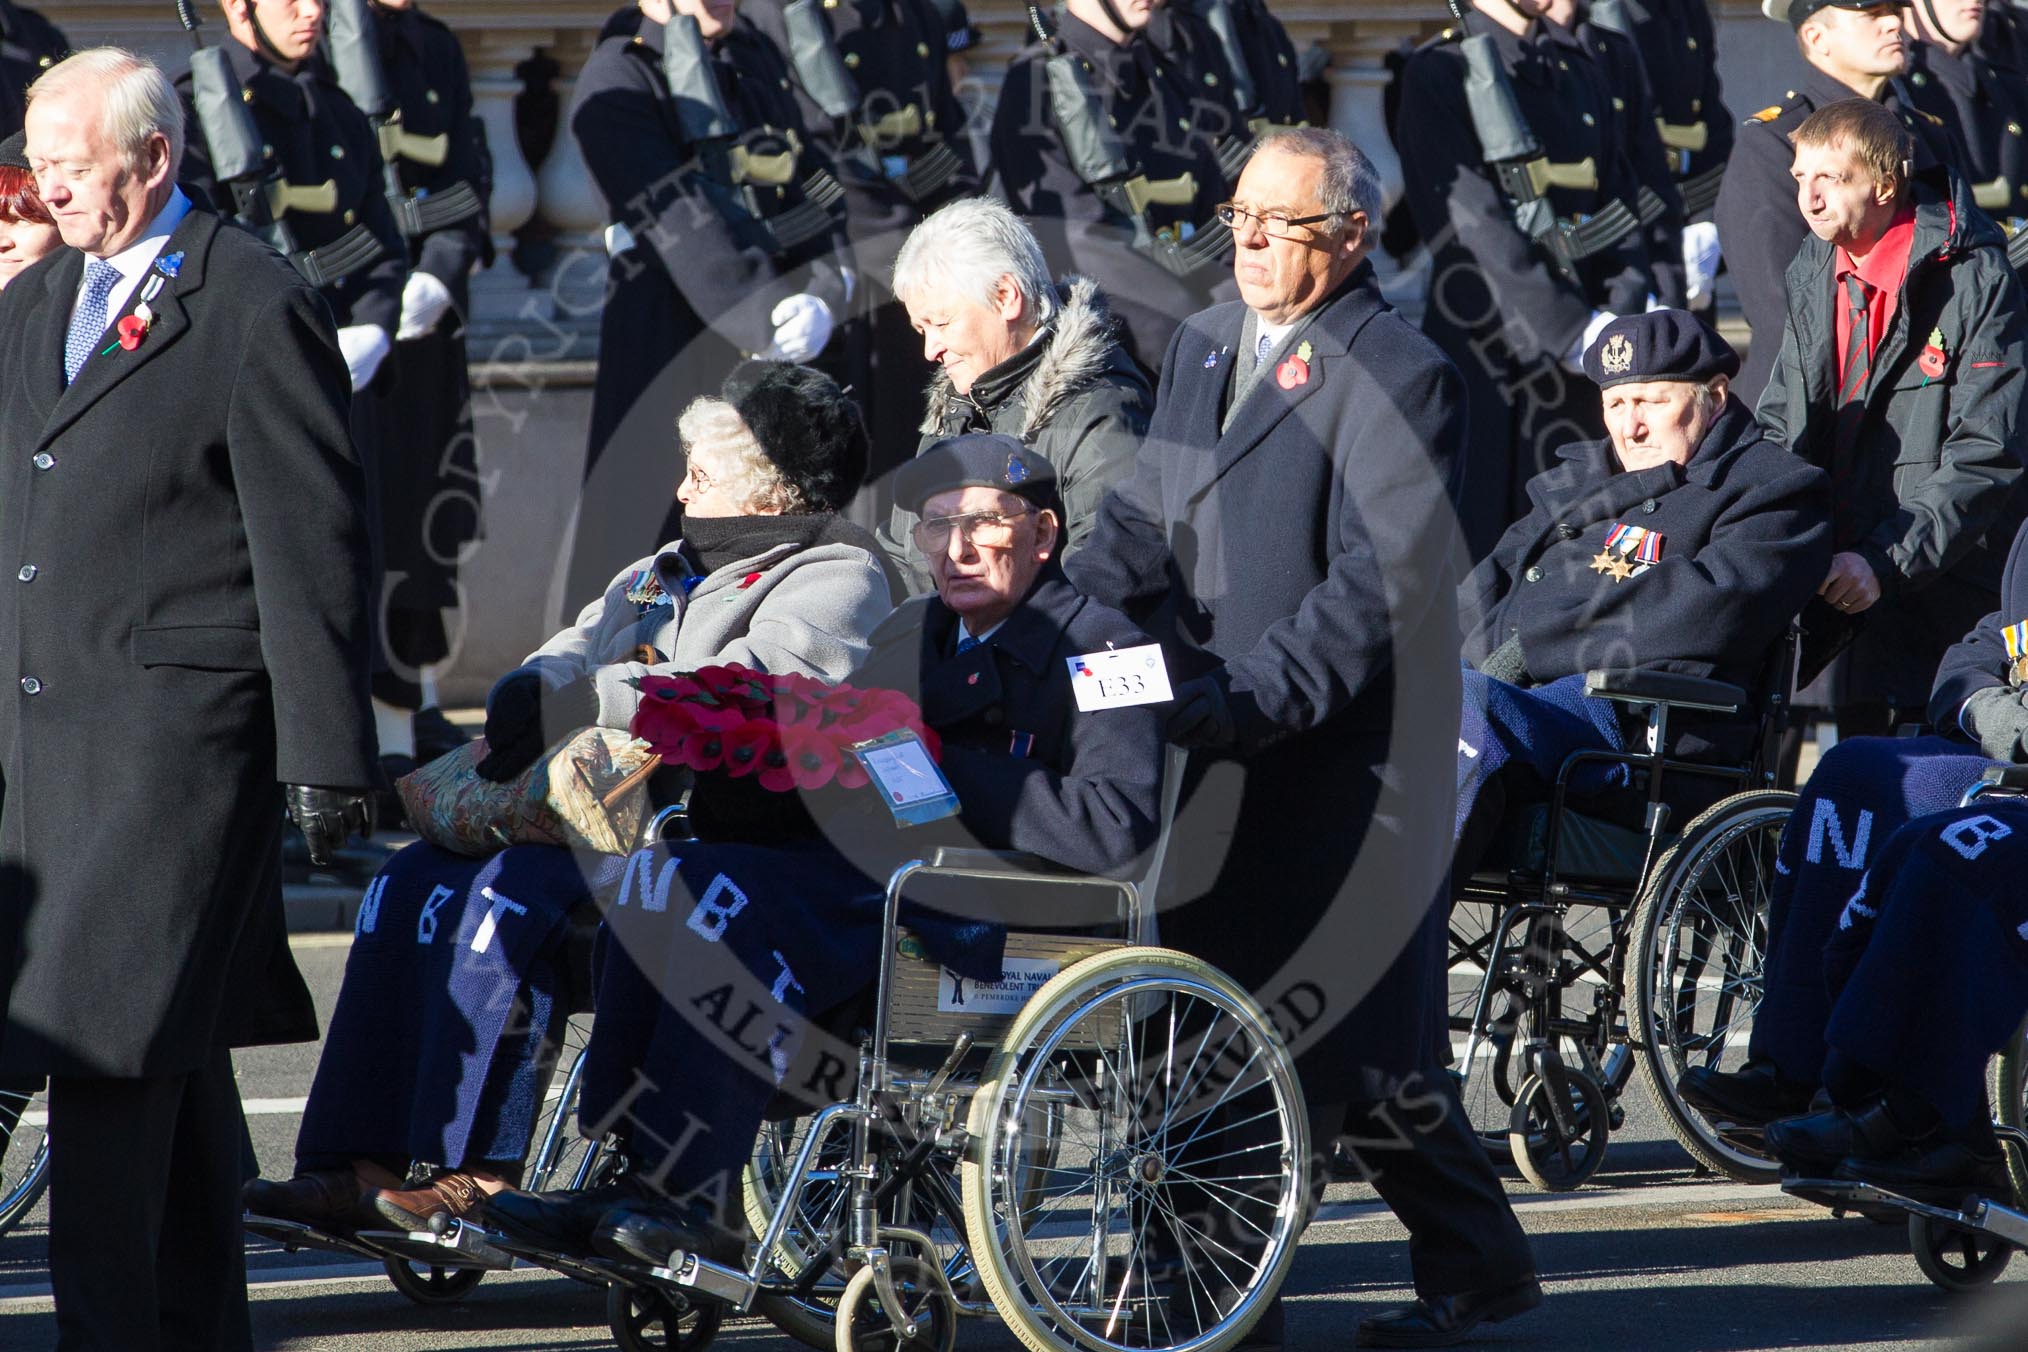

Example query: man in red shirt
[1757,97,2027,743]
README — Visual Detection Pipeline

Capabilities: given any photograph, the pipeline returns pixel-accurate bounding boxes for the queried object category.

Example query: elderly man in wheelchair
[1454,310,1831,882]
[1678,514,2028,1202]
[471,434,1174,1270]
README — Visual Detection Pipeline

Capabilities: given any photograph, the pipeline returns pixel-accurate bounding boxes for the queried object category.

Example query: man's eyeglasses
[1215,201,1337,239]
[911,507,1036,553]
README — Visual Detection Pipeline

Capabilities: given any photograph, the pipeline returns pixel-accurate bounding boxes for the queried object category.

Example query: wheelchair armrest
[922,846,1084,879]
[1583,669,1746,715]
[1979,764,2028,793]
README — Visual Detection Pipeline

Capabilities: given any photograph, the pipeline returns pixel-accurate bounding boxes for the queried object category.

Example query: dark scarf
[679,512,837,577]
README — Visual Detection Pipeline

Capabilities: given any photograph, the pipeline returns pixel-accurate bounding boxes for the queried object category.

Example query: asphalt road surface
[0,930,2021,1351]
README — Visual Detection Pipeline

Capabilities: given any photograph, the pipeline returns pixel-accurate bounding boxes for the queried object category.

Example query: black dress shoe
[593,1201,744,1269]
[1765,1101,1915,1177]
[1356,1278,1543,1348]
[242,1169,375,1231]
[1837,1140,2012,1204]
[482,1176,654,1256]
[1677,1059,1816,1127]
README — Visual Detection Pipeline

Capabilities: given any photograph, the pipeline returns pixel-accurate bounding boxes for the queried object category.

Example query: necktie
[64,258,120,386]
[1255,331,1275,368]
[956,634,981,655]
[1840,273,1872,399]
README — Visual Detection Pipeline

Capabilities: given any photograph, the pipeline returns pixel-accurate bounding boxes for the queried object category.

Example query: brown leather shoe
[371,1170,490,1232]
[242,1169,374,1230]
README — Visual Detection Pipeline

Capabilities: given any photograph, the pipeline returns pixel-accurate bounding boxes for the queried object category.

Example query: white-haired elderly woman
[876,196,1153,594]
[242,361,899,1235]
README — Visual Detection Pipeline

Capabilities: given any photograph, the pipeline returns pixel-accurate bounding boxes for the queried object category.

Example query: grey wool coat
[513,529,896,728]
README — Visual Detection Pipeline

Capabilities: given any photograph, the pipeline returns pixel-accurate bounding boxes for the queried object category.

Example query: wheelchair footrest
[355,1221,515,1271]
[242,1214,385,1261]
[646,1252,749,1305]
[1781,1177,2027,1241]
[487,1234,639,1289]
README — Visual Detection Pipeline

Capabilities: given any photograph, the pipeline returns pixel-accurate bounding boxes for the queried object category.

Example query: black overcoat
[565,14,853,609]
[0,208,377,1078]
[992,9,1234,370]
[1596,0,1732,218]
[1070,266,1466,1100]
[1396,14,1661,557]
[1928,516,2028,731]
[1462,398,1832,691]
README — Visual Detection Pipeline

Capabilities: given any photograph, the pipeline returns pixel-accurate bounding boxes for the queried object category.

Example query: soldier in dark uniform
[179,0,408,789]
[564,0,855,615]
[993,0,1235,370]
[1147,0,1305,199]
[363,0,492,765]
[1396,0,1670,559]
[743,0,977,487]
[0,0,65,137]
[1590,0,1732,312]
[1712,0,1963,407]
[1905,0,2028,244]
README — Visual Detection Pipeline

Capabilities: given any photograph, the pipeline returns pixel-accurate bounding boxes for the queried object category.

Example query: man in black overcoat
[0,49,376,1351]
[1070,126,1540,1348]
[0,0,65,137]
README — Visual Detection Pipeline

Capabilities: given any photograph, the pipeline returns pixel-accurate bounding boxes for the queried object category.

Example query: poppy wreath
[630,664,942,841]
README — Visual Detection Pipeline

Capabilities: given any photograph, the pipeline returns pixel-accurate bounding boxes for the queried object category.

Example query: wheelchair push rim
[1626,791,1790,1186]
[0,1080,48,1236]
[959,947,1309,1352]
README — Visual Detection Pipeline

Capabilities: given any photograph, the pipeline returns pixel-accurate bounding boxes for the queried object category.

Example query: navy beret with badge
[1582,309,1741,391]
[894,432,1062,515]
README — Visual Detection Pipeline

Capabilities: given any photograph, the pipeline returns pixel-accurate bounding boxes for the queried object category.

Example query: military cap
[1582,309,1740,389]
[1763,0,1903,27]
[0,132,26,173]
[894,433,1060,515]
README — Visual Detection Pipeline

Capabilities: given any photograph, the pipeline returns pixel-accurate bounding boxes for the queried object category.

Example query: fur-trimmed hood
[920,276,1124,440]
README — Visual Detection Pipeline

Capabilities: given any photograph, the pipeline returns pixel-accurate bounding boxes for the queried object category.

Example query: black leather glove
[1166,673,1237,751]
[476,674,602,782]
[1964,685,2028,763]
[286,785,375,867]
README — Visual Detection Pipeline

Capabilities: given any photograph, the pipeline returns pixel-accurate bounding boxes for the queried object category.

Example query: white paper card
[1066,642,1174,711]
[860,737,951,807]
[936,957,1063,1014]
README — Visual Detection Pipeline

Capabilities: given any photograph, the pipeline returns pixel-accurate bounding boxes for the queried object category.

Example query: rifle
[323,0,483,239]
[173,0,297,258]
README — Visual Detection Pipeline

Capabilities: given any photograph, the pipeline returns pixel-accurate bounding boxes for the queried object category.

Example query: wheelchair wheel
[1909,1214,2014,1292]
[959,947,1308,1352]
[381,1256,486,1306]
[1626,790,1790,1185]
[607,1282,723,1352]
[834,1257,959,1352]
[0,1079,48,1236]
[1508,1061,1609,1191]
[1990,1020,2028,1203]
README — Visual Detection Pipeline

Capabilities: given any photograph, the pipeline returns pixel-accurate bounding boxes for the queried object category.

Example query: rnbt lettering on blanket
[470,886,528,955]
[1941,813,2013,861]
[416,884,455,944]
[1806,798,1873,869]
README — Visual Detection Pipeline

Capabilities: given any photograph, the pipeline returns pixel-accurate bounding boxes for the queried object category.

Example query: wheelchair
[1448,629,1799,1190]
[445,842,1314,1352]
[0,1078,47,1237]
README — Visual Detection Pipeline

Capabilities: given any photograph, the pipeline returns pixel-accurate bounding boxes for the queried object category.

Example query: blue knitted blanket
[1455,668,1628,840]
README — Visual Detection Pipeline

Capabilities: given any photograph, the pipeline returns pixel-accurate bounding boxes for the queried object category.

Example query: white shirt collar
[1254,315,1299,357]
[75,188,191,320]
[958,618,1005,647]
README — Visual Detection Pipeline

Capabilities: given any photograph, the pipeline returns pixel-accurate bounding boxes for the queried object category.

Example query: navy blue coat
[844,568,1164,881]
[1462,398,1832,692]
[1070,265,1466,1099]
[1928,515,2028,733]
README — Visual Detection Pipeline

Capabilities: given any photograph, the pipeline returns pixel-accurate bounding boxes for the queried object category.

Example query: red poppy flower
[673,727,727,772]
[117,314,148,351]
[720,719,777,778]
[779,723,842,791]
[835,756,870,790]
[1275,356,1309,390]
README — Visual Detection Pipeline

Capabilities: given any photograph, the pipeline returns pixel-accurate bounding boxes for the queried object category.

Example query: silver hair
[676,397,810,515]
[1252,126,1382,229]
[27,48,185,177]
[892,196,1059,325]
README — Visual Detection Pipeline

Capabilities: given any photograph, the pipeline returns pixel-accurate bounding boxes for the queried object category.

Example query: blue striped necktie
[957,634,981,654]
[64,258,121,386]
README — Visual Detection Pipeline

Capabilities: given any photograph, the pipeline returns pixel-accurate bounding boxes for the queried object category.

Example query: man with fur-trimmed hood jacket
[1758,122,2028,719]
[879,275,1153,593]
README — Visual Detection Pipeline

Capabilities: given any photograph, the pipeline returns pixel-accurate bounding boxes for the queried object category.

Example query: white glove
[336,324,393,392]
[760,294,834,363]
[1564,309,1618,373]
[1681,220,1723,304]
[397,270,455,342]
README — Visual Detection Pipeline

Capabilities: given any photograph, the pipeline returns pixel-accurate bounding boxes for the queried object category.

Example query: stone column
[460,30,544,347]
[533,31,609,359]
